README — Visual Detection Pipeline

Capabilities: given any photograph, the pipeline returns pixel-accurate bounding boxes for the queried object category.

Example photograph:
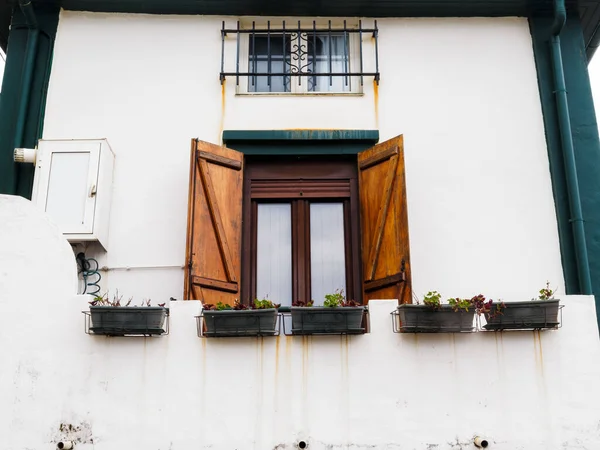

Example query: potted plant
[290,290,366,335]
[201,298,279,337]
[395,291,476,333]
[87,291,169,336]
[482,282,561,330]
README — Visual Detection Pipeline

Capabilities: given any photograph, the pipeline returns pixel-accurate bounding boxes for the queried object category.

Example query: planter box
[89,306,169,336]
[483,300,560,330]
[396,304,475,333]
[202,309,278,337]
[290,307,365,335]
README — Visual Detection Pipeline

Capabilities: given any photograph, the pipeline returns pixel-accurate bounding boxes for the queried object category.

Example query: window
[184,137,410,307]
[220,20,380,94]
[244,156,360,306]
[246,32,352,93]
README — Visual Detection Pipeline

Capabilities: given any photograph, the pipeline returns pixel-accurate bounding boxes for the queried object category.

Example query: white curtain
[310,203,347,305]
[312,34,350,93]
[256,203,292,306]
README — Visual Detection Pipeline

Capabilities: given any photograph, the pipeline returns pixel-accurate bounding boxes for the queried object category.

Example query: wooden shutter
[184,139,244,305]
[358,135,412,304]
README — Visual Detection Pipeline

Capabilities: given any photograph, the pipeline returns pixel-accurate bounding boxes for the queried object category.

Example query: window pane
[310,203,347,306]
[256,204,292,306]
[307,34,350,93]
[248,34,291,93]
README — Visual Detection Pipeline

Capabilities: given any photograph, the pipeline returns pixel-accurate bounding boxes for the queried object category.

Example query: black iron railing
[220,20,380,90]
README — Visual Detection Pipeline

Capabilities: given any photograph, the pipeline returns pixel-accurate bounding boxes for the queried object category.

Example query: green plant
[324,289,345,307]
[538,281,555,301]
[203,298,280,311]
[204,300,244,311]
[292,299,314,307]
[291,289,359,308]
[253,298,280,309]
[322,290,360,307]
[447,297,472,312]
[422,291,442,309]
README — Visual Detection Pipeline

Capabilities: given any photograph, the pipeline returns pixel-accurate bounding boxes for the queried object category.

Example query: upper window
[220,20,381,95]
[247,32,353,93]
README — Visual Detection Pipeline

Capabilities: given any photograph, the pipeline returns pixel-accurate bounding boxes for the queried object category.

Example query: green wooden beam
[222,129,379,155]
[223,129,379,142]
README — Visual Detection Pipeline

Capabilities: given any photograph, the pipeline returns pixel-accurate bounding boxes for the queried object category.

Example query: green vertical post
[0,5,58,198]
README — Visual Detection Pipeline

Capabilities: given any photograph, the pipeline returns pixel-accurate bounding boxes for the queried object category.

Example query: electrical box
[32,139,115,250]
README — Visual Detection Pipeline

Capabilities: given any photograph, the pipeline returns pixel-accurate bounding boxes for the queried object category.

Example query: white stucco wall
[42,12,562,302]
[1,199,599,449]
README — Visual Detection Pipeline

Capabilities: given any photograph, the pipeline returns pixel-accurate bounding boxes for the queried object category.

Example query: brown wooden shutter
[358,135,412,305]
[184,139,244,305]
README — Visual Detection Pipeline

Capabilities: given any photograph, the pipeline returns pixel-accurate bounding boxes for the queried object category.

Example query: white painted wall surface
[42,12,562,303]
[0,195,77,299]
[1,200,598,449]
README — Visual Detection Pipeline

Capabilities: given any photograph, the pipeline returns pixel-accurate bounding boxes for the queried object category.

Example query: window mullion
[304,200,312,303]
[295,200,311,303]
[290,33,300,94]
[291,200,299,304]
[343,199,354,303]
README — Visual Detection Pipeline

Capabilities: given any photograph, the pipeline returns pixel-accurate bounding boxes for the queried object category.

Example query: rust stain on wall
[301,336,311,428]
[450,333,457,374]
[219,82,226,143]
[343,335,350,374]
[275,335,281,376]
[494,332,500,358]
[258,336,265,375]
[373,79,379,129]
[301,336,310,384]
[533,330,545,378]
[285,335,292,382]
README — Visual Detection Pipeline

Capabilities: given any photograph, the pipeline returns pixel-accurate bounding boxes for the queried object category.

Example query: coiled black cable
[76,252,102,296]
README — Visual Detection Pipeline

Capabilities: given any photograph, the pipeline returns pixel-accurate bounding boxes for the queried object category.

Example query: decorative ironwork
[220,20,380,91]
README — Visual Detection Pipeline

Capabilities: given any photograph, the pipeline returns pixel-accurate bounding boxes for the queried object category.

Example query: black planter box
[290,307,365,335]
[483,300,560,330]
[202,309,278,337]
[396,304,475,333]
[89,306,169,336]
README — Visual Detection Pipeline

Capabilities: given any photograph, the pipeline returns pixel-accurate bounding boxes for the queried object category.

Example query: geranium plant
[537,281,556,301]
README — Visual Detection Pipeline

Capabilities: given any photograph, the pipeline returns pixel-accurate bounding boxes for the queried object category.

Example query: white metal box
[32,139,115,250]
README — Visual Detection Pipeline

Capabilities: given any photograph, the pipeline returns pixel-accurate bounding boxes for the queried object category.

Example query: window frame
[236,21,363,95]
[241,155,363,306]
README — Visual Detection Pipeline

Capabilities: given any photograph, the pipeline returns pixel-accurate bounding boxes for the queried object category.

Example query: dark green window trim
[222,129,379,155]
